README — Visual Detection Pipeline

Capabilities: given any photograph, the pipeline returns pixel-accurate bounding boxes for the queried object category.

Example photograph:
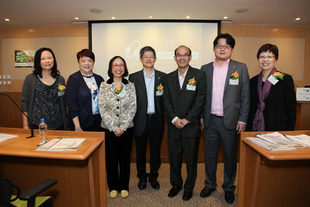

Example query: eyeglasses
[176,54,190,58]
[259,55,275,59]
[215,44,231,50]
[142,56,155,59]
[112,64,124,67]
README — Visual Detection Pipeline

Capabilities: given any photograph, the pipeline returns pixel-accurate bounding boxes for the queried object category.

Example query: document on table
[0,133,18,143]
[256,132,303,148]
[285,134,310,147]
[246,137,296,151]
[36,137,85,151]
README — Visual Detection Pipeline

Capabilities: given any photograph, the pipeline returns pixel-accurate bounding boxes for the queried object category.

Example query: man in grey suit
[163,45,206,201]
[200,33,250,204]
[129,46,166,190]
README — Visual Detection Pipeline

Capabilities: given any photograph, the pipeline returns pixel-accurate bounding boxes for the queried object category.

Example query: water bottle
[39,118,48,142]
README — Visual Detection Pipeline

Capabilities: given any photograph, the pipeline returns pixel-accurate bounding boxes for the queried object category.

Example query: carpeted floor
[106,163,238,207]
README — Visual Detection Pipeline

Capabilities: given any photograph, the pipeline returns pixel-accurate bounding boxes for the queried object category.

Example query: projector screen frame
[88,19,221,79]
[88,19,222,50]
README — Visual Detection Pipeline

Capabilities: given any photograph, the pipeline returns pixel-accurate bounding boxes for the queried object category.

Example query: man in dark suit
[163,45,206,201]
[200,33,250,204]
[129,46,166,190]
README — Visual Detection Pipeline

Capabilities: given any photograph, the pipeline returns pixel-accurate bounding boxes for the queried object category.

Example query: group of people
[21,33,296,204]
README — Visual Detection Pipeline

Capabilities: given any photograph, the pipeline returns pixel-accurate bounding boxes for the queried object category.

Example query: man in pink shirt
[200,33,250,204]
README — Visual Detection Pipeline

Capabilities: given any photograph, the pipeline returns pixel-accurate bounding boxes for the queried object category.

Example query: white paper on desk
[36,139,60,151]
[0,133,18,143]
[48,138,85,151]
[285,134,310,147]
[256,132,302,148]
[246,137,296,151]
[36,138,85,151]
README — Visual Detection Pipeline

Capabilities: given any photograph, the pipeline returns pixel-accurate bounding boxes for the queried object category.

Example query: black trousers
[135,115,163,180]
[104,127,133,191]
[168,135,200,193]
[83,115,103,132]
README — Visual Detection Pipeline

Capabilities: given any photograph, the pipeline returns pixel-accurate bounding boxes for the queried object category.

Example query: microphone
[0,93,35,138]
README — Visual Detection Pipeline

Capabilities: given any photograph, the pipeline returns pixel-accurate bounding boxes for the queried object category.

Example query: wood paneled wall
[0,92,23,128]
[0,96,308,163]
[0,92,224,163]
[1,24,310,91]
[1,23,310,163]
[222,24,310,87]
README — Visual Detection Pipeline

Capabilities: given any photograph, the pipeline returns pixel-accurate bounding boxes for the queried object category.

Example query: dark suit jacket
[201,60,250,130]
[247,72,296,131]
[163,66,206,138]
[129,69,166,136]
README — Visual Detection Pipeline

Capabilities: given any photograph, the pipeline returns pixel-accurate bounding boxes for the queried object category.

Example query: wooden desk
[238,130,310,207]
[296,101,310,130]
[0,127,106,207]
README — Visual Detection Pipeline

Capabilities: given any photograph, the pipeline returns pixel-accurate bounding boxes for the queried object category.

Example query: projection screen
[89,20,220,80]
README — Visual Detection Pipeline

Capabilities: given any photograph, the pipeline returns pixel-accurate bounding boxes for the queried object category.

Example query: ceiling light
[295,17,301,21]
[186,16,190,19]
[74,17,79,20]
[149,16,153,19]
[4,18,10,22]
[223,16,228,19]
[90,8,102,13]
[112,17,116,19]
[235,8,249,13]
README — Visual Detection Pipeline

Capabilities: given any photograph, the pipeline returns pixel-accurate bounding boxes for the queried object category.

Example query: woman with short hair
[66,49,104,131]
[247,43,296,131]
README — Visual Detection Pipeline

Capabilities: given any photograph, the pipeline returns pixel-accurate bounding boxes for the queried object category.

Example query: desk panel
[0,127,106,207]
[238,130,310,207]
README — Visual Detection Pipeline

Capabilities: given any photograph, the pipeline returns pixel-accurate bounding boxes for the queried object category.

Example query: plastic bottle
[39,118,48,142]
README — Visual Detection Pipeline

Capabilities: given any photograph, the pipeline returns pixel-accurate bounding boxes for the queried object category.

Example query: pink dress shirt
[211,59,230,116]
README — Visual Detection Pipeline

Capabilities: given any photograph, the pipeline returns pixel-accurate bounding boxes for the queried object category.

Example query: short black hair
[213,33,235,48]
[139,46,156,58]
[174,45,192,56]
[256,43,279,60]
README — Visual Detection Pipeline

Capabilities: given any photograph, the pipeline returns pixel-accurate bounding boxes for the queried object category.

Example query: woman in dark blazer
[247,43,296,131]
[66,49,104,131]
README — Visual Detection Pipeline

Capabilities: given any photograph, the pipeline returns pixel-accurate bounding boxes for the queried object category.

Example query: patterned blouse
[83,76,100,115]
[98,80,136,132]
[32,77,63,129]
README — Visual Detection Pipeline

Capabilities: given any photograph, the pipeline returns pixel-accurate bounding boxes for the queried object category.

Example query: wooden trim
[88,156,96,207]
[250,154,261,207]
[0,127,106,207]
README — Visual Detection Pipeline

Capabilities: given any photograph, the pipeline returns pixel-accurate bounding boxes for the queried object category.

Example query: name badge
[229,79,239,85]
[156,91,163,96]
[118,89,126,98]
[186,85,196,91]
[58,91,65,96]
[268,75,279,85]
